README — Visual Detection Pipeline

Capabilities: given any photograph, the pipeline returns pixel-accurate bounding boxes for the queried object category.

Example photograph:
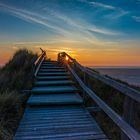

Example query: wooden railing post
[34,48,46,77]
[121,97,136,140]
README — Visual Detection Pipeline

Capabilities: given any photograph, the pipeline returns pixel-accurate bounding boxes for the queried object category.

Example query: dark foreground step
[14,106,108,140]
[27,93,83,106]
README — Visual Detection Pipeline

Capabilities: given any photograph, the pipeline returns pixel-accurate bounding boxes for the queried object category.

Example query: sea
[92,67,140,87]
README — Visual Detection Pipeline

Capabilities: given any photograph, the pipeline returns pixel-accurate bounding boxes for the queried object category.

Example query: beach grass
[0,49,36,140]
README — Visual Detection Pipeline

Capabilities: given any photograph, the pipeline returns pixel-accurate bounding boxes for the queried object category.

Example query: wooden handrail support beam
[86,68,140,103]
[58,52,140,140]
[34,48,46,77]
[67,64,140,140]
[34,57,44,77]
[58,52,140,103]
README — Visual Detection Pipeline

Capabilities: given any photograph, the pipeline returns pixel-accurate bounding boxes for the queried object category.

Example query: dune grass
[0,49,36,92]
[0,49,36,140]
[0,91,28,140]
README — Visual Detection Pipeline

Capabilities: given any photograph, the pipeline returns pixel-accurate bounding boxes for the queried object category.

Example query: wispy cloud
[81,0,129,19]
[0,2,71,36]
[0,1,124,46]
[89,1,116,10]
[104,9,129,19]
[132,16,140,22]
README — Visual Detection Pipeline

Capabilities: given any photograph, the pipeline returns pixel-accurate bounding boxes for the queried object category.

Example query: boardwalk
[14,60,108,140]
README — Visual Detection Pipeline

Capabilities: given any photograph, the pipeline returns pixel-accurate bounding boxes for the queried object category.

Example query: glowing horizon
[0,0,140,66]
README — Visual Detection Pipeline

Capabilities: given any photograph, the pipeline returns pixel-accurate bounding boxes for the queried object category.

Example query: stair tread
[27,93,83,105]
[14,106,107,140]
[35,80,74,86]
[40,66,65,69]
[32,86,78,93]
[36,76,70,80]
[38,72,70,76]
[39,69,66,72]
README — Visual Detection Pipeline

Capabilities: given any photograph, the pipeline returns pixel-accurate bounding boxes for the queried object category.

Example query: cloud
[0,1,123,46]
[89,1,116,10]
[0,2,71,36]
[81,0,129,19]
[104,9,129,19]
[132,16,140,22]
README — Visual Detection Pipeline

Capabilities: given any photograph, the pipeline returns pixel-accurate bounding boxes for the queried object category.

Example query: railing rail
[58,52,140,103]
[34,48,46,77]
[58,52,140,140]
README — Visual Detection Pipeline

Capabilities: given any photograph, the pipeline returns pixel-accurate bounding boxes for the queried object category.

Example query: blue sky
[0,0,140,66]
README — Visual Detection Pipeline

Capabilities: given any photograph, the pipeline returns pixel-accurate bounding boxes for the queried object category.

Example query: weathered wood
[85,68,140,103]
[121,96,136,140]
[15,60,107,140]
[67,64,140,140]
[34,57,44,77]
[34,48,46,77]
[59,52,140,103]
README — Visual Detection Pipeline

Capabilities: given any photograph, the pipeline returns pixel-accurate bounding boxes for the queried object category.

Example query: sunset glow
[0,0,140,66]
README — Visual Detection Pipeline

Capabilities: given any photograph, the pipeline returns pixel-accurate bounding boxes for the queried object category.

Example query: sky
[0,0,140,66]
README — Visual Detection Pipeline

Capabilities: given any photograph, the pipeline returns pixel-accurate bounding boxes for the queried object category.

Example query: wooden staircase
[14,60,108,140]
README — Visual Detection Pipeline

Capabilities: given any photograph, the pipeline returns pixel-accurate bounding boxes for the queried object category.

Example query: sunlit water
[92,67,140,87]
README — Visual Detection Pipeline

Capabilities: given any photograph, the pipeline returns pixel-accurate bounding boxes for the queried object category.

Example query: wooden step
[27,93,83,106]
[35,80,74,86]
[36,76,70,80]
[39,69,67,72]
[31,86,79,94]
[37,72,70,76]
[40,66,65,69]
[14,60,108,140]
[14,106,107,140]
[41,64,61,67]
[42,61,57,64]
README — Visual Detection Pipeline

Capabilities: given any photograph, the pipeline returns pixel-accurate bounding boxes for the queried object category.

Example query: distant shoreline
[91,67,140,87]
[89,66,140,69]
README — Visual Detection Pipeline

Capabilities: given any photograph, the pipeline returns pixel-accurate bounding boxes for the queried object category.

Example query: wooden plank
[36,76,70,80]
[34,57,44,77]
[27,93,83,105]
[85,68,140,103]
[60,52,140,103]
[15,60,108,140]
[67,64,140,140]
[15,106,107,140]
[34,80,74,86]
[37,72,70,76]
[31,86,78,94]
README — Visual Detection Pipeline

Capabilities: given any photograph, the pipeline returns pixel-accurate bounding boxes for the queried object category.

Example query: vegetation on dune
[0,91,28,140]
[0,49,36,140]
[0,49,36,92]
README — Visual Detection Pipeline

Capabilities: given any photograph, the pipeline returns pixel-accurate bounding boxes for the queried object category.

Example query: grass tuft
[0,49,36,140]
[0,91,27,140]
[0,49,36,92]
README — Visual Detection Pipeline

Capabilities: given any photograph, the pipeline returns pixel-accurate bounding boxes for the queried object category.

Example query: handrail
[34,48,46,77]
[86,68,140,102]
[58,52,140,140]
[34,48,46,67]
[67,64,140,140]
[58,52,140,103]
